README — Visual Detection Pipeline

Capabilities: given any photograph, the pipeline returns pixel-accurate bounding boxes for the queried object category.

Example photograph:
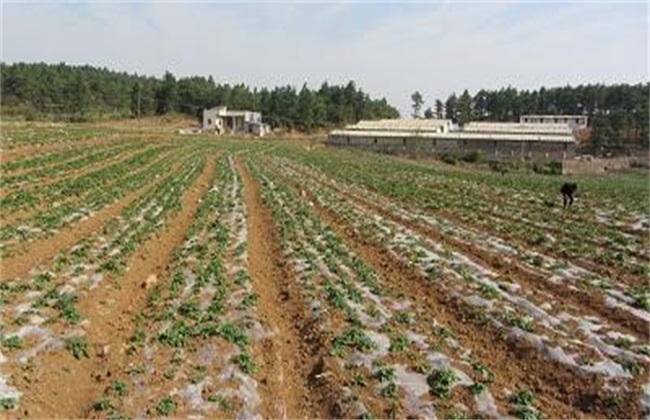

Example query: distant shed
[327,119,576,162]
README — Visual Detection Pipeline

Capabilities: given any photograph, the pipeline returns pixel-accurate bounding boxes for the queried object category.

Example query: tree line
[412,83,649,154]
[0,62,399,130]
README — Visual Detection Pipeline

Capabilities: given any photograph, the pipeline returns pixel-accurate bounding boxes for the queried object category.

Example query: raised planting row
[0,142,147,191]
[257,152,648,418]
[248,155,528,419]
[278,156,650,339]
[278,147,649,282]
[0,145,195,257]
[0,143,107,174]
[0,152,208,413]
[1,124,121,149]
[87,154,267,418]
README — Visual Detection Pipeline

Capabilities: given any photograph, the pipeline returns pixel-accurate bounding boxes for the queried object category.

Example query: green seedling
[65,336,88,359]
[427,368,458,398]
[156,397,177,416]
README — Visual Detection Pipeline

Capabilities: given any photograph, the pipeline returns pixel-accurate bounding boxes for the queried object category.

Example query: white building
[202,106,270,137]
[520,115,588,129]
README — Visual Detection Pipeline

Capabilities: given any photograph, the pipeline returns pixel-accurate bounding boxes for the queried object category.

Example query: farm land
[0,120,648,419]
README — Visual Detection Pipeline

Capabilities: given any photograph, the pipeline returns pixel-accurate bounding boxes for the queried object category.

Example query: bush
[461,150,483,163]
[441,154,457,165]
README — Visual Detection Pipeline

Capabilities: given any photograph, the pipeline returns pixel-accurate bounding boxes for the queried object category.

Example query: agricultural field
[0,120,649,419]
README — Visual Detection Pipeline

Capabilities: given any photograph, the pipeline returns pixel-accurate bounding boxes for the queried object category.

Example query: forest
[2,62,647,154]
[420,84,649,153]
[0,62,399,130]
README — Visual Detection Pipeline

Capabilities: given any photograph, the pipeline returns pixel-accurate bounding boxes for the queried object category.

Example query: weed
[389,334,410,353]
[446,408,468,420]
[469,359,495,383]
[2,335,23,351]
[34,272,53,290]
[470,382,487,395]
[109,380,128,397]
[394,311,411,325]
[55,293,81,324]
[510,390,535,406]
[332,327,376,353]
[92,398,114,412]
[621,359,643,375]
[233,351,257,374]
[0,398,16,411]
[479,284,500,300]
[207,394,234,412]
[435,326,454,339]
[158,321,191,348]
[65,336,88,359]
[603,394,621,409]
[238,293,259,309]
[353,372,367,387]
[219,322,249,348]
[380,382,398,398]
[374,363,396,382]
[427,368,458,398]
[514,405,542,420]
[156,397,177,416]
[189,365,207,384]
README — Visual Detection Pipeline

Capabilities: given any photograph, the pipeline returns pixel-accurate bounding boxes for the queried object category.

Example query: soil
[236,156,336,419]
[285,170,643,420]
[9,156,216,418]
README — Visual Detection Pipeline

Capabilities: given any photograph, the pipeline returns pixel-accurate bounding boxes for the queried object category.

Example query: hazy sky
[3,1,648,115]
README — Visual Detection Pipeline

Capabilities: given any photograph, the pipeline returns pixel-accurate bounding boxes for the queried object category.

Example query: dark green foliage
[435,83,649,155]
[1,62,399,129]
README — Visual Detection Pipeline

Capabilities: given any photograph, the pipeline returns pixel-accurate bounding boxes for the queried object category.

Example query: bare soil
[10,156,216,418]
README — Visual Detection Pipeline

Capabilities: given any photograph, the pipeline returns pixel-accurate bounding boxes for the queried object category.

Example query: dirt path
[289,177,640,419]
[236,156,331,419]
[10,155,215,418]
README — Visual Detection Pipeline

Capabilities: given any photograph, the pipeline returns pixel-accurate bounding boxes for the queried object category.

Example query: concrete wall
[328,134,575,162]
[561,157,631,175]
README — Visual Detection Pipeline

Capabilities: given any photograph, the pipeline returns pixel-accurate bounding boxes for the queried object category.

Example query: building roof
[346,119,451,132]
[330,129,575,143]
[204,107,259,117]
[521,114,587,119]
[463,122,572,135]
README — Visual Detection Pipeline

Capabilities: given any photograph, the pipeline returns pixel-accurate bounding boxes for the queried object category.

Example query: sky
[2,1,648,116]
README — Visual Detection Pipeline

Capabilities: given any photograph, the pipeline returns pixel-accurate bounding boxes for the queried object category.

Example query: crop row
[259,153,647,417]
[279,148,649,284]
[88,154,267,418]
[248,155,526,419]
[0,146,192,257]
[278,156,650,335]
[1,125,120,149]
[0,143,106,173]
[0,151,208,412]
[0,142,145,191]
